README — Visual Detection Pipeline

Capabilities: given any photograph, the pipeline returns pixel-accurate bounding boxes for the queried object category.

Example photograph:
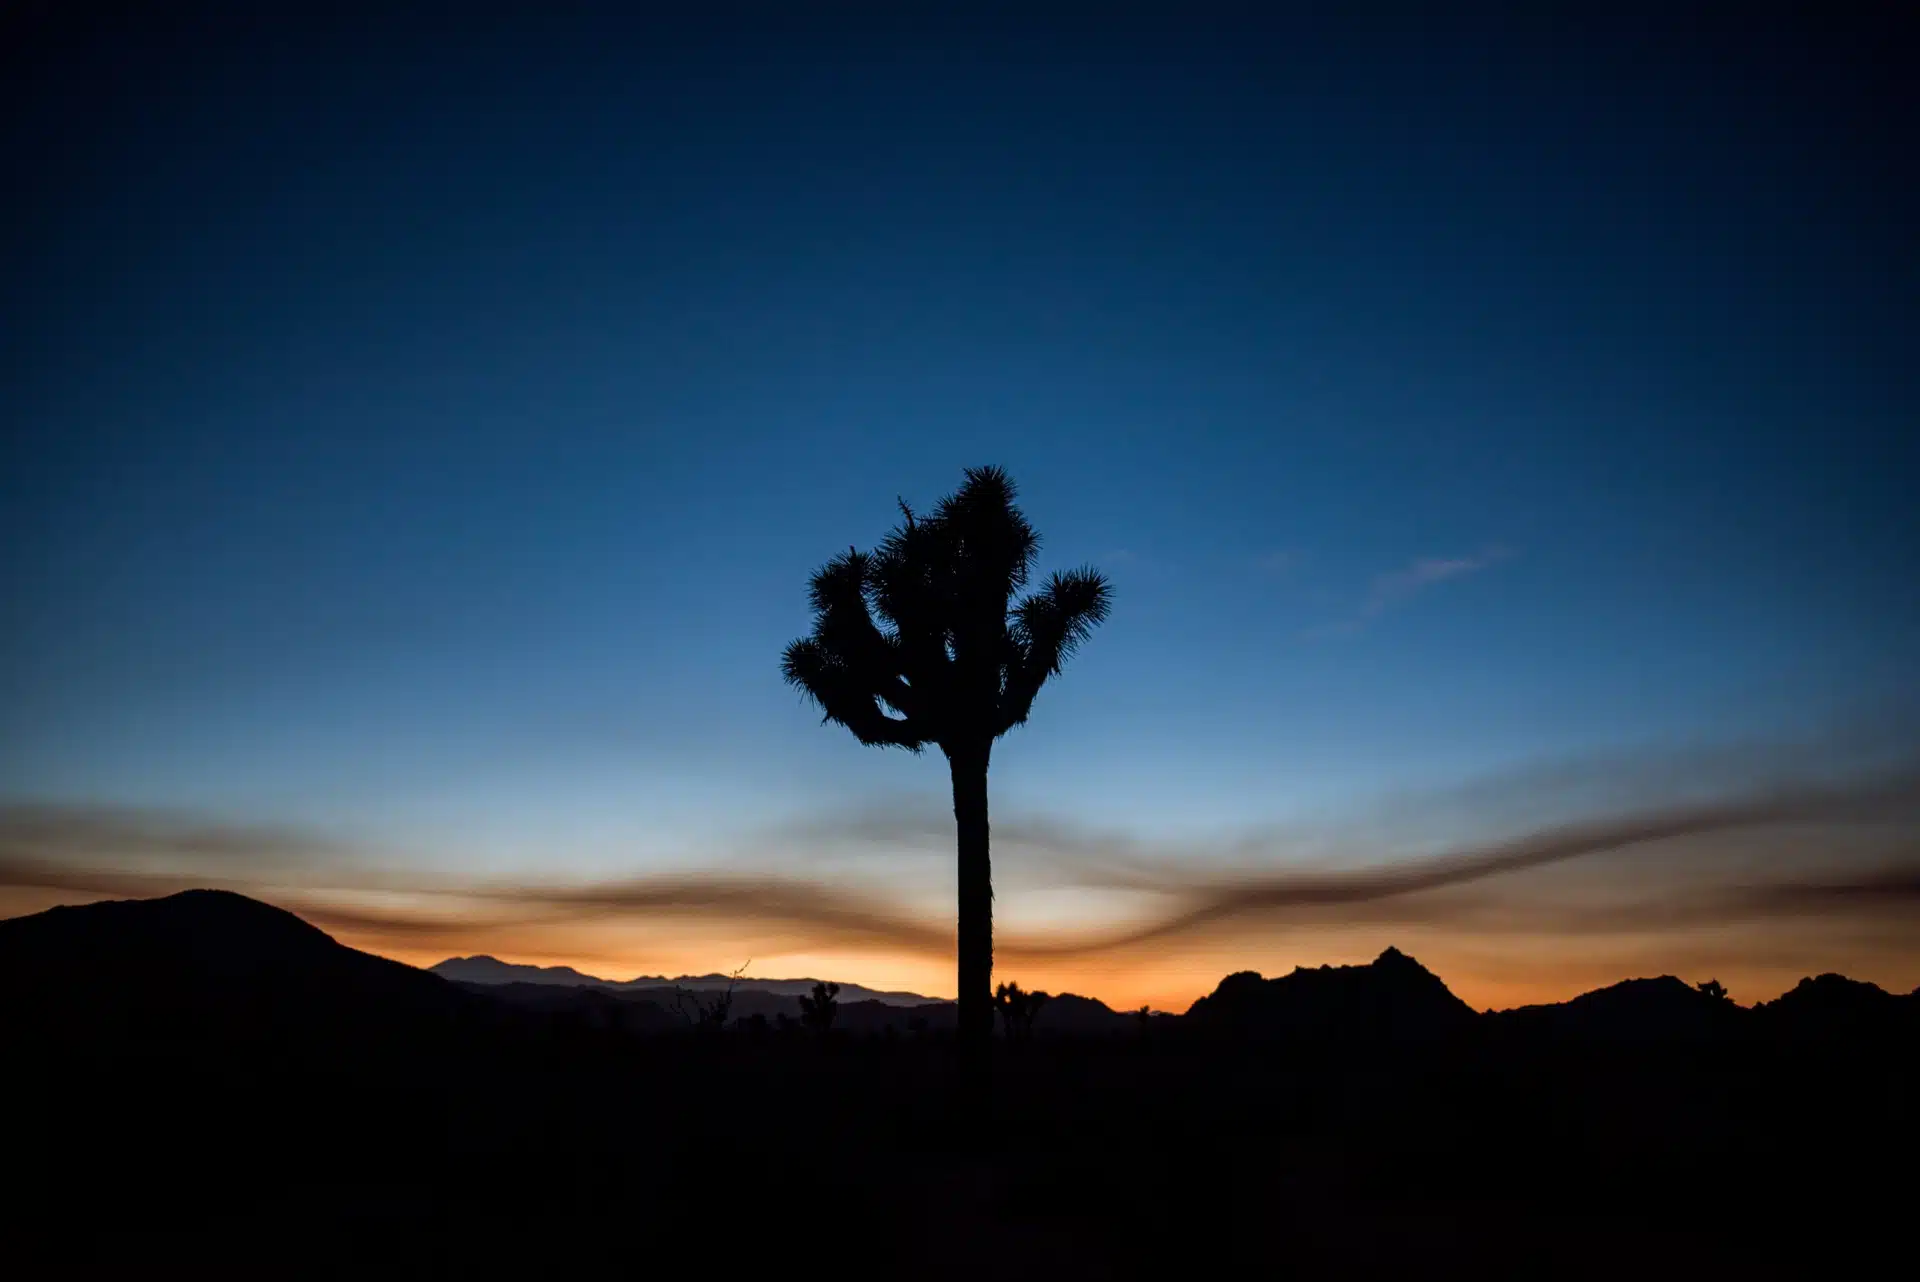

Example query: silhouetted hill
[622,984,812,1023]
[453,980,683,1032]
[432,955,614,987]
[1184,946,1478,1039]
[836,998,957,1034]
[1493,975,1741,1040]
[430,954,942,1006]
[1752,973,1919,1035]
[458,977,965,1031]
[1033,991,1132,1034]
[11,894,1917,1050]
[0,889,487,1051]
[651,972,941,1006]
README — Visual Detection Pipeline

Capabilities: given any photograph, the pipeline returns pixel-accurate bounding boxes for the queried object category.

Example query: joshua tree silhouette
[993,981,1049,1041]
[782,466,1111,1083]
[800,980,841,1037]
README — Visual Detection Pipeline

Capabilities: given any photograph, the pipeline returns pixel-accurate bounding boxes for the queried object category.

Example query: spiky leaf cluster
[782,467,1111,754]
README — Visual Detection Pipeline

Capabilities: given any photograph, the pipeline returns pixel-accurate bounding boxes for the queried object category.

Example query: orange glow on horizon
[4,882,1915,1012]
[354,922,1920,1014]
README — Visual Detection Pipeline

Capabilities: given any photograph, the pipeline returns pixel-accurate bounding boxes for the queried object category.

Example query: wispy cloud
[1006,771,1920,958]
[1253,549,1300,577]
[4,726,1917,1004]
[1306,544,1514,637]
[1362,545,1513,618]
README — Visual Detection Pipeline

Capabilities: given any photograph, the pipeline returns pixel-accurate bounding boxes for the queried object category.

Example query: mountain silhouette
[431,954,943,1006]
[467,979,1060,1035]
[1493,975,1742,1040]
[1031,991,1132,1034]
[430,955,613,987]
[1752,973,1919,1035]
[1183,946,1478,1039]
[453,979,684,1032]
[10,891,1909,1277]
[8,894,1917,1047]
[0,889,486,1051]
[835,997,958,1034]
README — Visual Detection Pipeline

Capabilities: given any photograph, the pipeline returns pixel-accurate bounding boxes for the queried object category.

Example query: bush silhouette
[783,466,1111,1084]
[669,961,747,1032]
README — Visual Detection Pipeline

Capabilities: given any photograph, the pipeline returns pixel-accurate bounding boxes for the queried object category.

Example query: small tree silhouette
[799,981,840,1037]
[1134,1005,1153,1037]
[993,981,1049,1041]
[1696,979,1731,1003]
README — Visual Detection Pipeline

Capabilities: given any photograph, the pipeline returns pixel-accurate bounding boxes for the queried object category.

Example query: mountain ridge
[6,892,1916,1039]
[1183,944,1480,1038]
[430,953,945,1006]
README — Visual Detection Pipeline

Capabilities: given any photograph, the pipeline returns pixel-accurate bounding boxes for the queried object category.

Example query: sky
[4,5,1915,1010]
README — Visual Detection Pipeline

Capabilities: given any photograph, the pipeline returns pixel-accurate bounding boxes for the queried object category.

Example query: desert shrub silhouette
[670,962,747,1032]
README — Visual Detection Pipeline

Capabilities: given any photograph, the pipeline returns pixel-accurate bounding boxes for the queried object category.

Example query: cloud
[0,804,345,866]
[1254,549,1299,576]
[1360,545,1512,619]
[1002,769,1920,958]
[1303,544,1513,637]
[4,729,1916,994]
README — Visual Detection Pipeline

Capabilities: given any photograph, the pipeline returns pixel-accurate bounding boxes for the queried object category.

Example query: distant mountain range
[429,954,942,1006]
[6,891,1916,1045]
[428,960,1152,1032]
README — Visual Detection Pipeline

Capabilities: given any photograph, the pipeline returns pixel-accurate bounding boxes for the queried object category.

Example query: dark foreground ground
[5,894,1912,1277]
[13,1023,1913,1279]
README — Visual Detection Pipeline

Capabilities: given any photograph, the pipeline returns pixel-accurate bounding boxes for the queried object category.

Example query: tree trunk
[949,740,993,1094]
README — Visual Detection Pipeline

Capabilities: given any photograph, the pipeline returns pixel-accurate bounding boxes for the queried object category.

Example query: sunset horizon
[8,708,1914,1014]
[9,5,1915,1268]
[10,5,1915,1021]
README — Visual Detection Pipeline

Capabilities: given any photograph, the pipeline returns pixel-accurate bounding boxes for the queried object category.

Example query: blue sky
[5,6,1913,903]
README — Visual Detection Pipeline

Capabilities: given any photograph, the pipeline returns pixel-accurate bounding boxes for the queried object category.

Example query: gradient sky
[4,6,1915,1007]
